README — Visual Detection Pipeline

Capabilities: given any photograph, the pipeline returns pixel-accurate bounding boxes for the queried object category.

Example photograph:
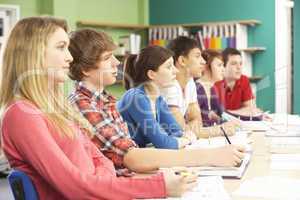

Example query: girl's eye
[58,45,65,50]
[104,56,111,61]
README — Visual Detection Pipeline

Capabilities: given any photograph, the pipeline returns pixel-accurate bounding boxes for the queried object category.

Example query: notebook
[190,153,251,179]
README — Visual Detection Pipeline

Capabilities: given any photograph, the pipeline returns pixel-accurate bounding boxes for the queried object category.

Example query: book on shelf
[118,33,141,55]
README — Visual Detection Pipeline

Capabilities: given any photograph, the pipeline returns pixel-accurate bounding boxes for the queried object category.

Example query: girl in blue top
[118,46,194,149]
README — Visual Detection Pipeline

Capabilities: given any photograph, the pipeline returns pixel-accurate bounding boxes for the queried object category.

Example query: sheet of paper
[269,137,300,153]
[148,176,231,200]
[233,176,300,199]
[241,121,270,132]
[271,113,300,126]
[186,133,252,152]
[271,154,300,170]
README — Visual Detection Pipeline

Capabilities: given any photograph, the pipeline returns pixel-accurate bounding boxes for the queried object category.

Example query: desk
[224,132,300,200]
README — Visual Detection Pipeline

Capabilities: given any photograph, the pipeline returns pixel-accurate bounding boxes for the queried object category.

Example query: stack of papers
[265,125,300,137]
[241,121,271,132]
[271,154,300,170]
[233,176,300,199]
[148,176,231,200]
[271,113,300,126]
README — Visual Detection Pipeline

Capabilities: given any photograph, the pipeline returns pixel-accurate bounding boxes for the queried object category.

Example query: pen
[220,126,243,167]
[175,171,192,177]
[220,126,231,144]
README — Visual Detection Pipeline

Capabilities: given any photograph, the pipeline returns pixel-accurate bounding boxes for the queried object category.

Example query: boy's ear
[177,55,186,67]
[147,69,156,80]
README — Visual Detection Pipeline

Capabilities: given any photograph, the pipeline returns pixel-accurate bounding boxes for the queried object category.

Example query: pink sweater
[1,100,166,200]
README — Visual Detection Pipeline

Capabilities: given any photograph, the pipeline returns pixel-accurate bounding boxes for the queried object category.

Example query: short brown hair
[222,47,241,66]
[68,29,117,81]
[201,49,223,72]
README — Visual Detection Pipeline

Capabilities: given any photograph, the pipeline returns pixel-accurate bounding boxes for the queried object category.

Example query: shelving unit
[249,76,264,83]
[77,19,266,86]
[77,19,261,29]
[239,47,266,53]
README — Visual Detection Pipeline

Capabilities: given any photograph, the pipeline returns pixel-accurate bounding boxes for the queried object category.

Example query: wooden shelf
[239,47,266,53]
[249,76,263,83]
[77,19,261,29]
[148,20,261,28]
[77,20,147,30]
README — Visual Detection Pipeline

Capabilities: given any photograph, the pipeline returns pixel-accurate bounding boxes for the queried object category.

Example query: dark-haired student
[214,47,263,119]
[163,36,239,138]
[68,29,245,176]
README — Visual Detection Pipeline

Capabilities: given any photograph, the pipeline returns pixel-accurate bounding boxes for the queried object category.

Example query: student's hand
[177,137,191,148]
[162,168,198,197]
[183,130,197,143]
[221,121,238,136]
[210,145,245,167]
[208,111,221,121]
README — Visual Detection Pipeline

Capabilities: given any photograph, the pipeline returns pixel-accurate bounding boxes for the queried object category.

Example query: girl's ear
[82,69,90,77]
[147,69,156,80]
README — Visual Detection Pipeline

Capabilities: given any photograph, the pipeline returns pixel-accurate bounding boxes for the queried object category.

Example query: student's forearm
[123,148,213,173]
[185,118,221,139]
[194,125,223,139]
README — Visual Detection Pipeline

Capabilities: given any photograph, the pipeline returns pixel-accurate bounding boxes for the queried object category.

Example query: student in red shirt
[0,16,195,200]
[214,48,262,116]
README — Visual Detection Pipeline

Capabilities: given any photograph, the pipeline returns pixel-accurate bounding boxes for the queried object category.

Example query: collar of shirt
[223,78,242,92]
[75,81,116,104]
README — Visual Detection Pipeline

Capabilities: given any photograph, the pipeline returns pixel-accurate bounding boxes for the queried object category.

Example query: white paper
[271,113,300,126]
[148,176,231,200]
[241,121,271,132]
[271,154,300,170]
[186,132,252,152]
[233,176,300,199]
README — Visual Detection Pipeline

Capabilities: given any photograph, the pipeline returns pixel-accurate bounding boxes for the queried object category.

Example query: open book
[185,134,252,179]
[190,153,251,179]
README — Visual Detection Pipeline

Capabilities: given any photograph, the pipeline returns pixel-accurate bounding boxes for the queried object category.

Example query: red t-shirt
[214,75,254,110]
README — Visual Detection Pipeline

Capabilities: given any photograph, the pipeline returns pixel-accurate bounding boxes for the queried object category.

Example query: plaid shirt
[69,82,137,176]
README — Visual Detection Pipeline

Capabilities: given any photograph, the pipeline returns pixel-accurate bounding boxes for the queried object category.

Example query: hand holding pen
[220,126,244,167]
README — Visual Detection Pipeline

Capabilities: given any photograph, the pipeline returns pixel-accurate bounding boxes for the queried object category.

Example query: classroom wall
[293,0,300,114]
[150,0,276,112]
[0,0,40,16]
[0,0,149,29]
[0,0,148,97]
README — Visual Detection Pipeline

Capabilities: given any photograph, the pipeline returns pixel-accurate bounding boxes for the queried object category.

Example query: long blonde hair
[0,16,92,138]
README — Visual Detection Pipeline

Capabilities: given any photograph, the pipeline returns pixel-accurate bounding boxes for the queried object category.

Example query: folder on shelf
[203,26,210,49]
[222,25,228,49]
[215,25,222,49]
[210,25,217,49]
[197,30,205,50]
[228,24,236,48]
[235,23,248,49]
